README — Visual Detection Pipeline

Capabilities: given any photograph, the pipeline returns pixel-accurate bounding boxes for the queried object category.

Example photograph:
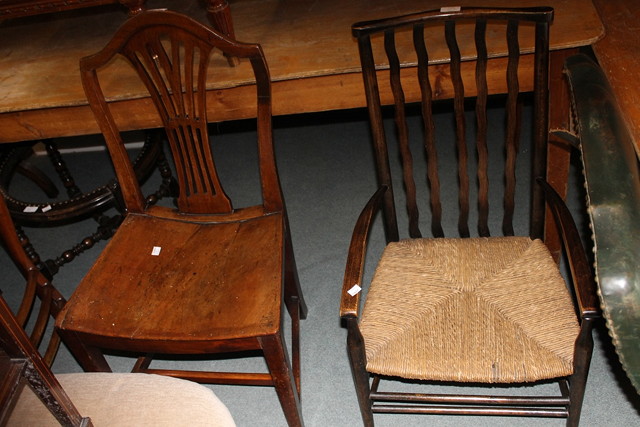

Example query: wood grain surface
[0,0,603,143]
[592,0,640,158]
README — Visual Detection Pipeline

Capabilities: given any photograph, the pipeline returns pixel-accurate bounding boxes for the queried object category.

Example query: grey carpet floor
[2,105,639,426]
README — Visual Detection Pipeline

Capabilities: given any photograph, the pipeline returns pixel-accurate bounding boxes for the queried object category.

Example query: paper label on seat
[151,246,162,256]
[42,205,52,212]
[441,6,461,12]
[347,285,362,296]
[23,206,38,213]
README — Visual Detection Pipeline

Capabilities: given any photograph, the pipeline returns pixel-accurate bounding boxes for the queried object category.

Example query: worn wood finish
[341,7,600,426]
[54,11,306,426]
[0,0,603,144]
[591,0,640,158]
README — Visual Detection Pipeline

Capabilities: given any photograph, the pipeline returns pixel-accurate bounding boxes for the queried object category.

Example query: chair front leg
[261,332,304,427]
[567,318,596,427]
[346,317,374,427]
[56,329,111,373]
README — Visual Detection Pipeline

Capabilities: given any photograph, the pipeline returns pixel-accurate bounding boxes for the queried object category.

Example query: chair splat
[126,33,231,213]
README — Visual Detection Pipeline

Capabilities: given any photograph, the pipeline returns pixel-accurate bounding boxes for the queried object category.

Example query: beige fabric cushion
[7,373,235,426]
[360,237,580,383]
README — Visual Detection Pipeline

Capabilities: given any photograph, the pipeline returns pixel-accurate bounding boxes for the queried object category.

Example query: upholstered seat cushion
[7,373,235,426]
[360,237,579,383]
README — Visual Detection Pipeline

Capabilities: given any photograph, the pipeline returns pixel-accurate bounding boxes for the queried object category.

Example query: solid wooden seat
[60,209,284,345]
[340,6,600,426]
[53,10,307,426]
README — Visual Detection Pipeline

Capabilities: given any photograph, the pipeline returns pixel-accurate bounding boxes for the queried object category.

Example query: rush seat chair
[340,7,600,426]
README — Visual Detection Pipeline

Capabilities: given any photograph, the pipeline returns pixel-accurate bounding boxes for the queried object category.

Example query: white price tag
[347,285,362,296]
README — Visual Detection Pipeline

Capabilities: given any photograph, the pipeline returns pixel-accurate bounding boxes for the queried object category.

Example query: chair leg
[290,296,302,395]
[132,355,154,372]
[283,220,307,320]
[282,220,305,395]
[567,319,596,427]
[56,329,111,372]
[345,318,374,426]
[261,332,304,427]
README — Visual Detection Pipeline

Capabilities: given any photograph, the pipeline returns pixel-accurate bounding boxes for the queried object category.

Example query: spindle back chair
[340,7,600,426]
[356,6,551,241]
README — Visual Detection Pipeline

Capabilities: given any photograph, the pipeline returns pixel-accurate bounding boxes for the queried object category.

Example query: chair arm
[537,178,600,319]
[340,186,387,319]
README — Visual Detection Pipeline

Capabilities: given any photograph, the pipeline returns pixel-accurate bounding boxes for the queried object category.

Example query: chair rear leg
[290,296,302,395]
[283,221,307,320]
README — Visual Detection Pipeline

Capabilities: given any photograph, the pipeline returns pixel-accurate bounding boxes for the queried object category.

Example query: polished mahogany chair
[340,7,600,426]
[53,10,307,427]
[0,194,235,426]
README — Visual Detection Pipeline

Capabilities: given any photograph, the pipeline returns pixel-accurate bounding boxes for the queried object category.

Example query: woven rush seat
[360,236,579,383]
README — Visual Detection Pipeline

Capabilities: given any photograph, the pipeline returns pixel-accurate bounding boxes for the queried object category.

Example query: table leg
[205,0,240,66]
[545,48,579,263]
[119,0,146,15]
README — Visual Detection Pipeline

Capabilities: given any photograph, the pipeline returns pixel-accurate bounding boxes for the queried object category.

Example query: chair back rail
[80,11,282,215]
[353,7,552,241]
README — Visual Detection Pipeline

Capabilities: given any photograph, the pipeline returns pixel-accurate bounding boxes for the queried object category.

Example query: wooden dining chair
[53,10,307,426]
[340,7,600,426]
[0,194,235,426]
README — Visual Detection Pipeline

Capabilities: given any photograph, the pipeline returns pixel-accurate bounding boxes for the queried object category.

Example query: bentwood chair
[340,7,600,426]
[0,194,235,426]
[54,10,307,426]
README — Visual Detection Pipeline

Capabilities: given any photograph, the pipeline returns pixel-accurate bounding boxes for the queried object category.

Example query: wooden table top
[591,0,640,159]
[0,0,603,143]
[0,0,127,19]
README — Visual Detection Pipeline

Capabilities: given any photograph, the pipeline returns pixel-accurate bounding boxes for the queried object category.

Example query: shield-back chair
[53,10,307,426]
